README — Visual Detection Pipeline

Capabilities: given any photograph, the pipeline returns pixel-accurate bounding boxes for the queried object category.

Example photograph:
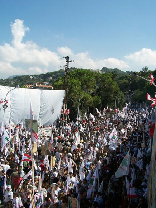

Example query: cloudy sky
[0,0,156,78]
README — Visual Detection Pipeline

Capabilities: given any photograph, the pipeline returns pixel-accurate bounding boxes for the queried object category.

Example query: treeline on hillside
[53,67,156,120]
[0,66,155,121]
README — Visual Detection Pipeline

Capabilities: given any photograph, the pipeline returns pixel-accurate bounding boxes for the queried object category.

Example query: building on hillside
[25,82,53,90]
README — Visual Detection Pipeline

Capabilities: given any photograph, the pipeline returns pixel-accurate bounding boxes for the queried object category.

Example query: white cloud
[0,61,26,78]
[57,47,74,57]
[0,19,62,78]
[0,19,130,78]
[125,48,156,69]
[11,19,29,48]
[57,51,129,70]
[97,58,129,70]
[28,66,48,74]
[69,52,129,70]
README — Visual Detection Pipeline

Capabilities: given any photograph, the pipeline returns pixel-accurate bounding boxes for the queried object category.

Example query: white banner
[0,85,65,126]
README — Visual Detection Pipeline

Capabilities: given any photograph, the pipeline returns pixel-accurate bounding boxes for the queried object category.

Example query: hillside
[0,67,130,88]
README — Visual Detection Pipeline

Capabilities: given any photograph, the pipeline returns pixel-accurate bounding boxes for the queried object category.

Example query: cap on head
[7,185,11,189]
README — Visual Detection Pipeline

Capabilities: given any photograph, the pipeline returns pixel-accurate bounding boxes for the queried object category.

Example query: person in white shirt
[4,185,13,204]
[1,160,10,173]
[67,172,76,188]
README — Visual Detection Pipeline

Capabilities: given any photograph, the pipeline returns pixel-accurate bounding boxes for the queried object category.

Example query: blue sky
[0,0,156,78]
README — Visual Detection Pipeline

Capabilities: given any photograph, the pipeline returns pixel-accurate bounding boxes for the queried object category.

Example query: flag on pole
[151,95,156,107]
[22,153,32,161]
[23,170,32,180]
[51,132,53,144]
[75,131,80,145]
[149,74,155,85]
[109,128,118,150]
[32,132,38,142]
[147,93,152,101]
[115,151,130,178]
[1,127,10,151]
[147,93,156,107]
[96,108,101,117]
[126,169,138,199]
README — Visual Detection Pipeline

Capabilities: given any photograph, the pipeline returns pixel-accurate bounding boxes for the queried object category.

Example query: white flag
[1,127,10,151]
[115,151,130,178]
[75,131,80,145]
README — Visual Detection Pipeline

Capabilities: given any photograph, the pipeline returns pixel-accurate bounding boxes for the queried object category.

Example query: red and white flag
[32,132,38,142]
[65,109,70,115]
[147,93,152,101]
[149,74,155,85]
[115,151,130,178]
[22,153,32,161]
[0,99,3,104]
[147,93,156,107]
[126,169,138,199]
[151,95,156,107]
[151,97,156,107]
[149,122,155,138]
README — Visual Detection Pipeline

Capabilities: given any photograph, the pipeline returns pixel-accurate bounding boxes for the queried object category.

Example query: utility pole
[63,56,72,125]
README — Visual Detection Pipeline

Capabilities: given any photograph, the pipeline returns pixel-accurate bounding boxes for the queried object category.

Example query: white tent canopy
[0,85,65,126]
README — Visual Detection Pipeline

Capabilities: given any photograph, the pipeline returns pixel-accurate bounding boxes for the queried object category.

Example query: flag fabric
[115,151,130,178]
[36,191,43,208]
[109,128,118,151]
[23,170,32,180]
[89,113,95,121]
[109,136,118,151]
[151,95,156,107]
[109,128,118,140]
[1,127,10,151]
[72,134,77,145]
[0,123,4,136]
[32,132,38,142]
[75,131,80,145]
[51,132,53,144]
[0,98,3,104]
[22,153,32,161]
[126,177,138,199]
[115,108,118,113]
[57,157,61,170]
[87,171,96,198]
[149,122,155,138]
[126,169,138,199]
[65,109,70,115]
[149,74,155,85]
[147,93,156,107]
[147,93,152,101]
[96,108,101,117]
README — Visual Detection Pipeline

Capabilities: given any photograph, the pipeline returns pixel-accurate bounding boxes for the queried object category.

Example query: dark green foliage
[0,66,155,121]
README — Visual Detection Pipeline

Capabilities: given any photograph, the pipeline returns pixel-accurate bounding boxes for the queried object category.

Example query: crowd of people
[0,102,153,208]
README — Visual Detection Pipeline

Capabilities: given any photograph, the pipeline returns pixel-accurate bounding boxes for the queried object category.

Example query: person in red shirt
[13,170,22,191]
